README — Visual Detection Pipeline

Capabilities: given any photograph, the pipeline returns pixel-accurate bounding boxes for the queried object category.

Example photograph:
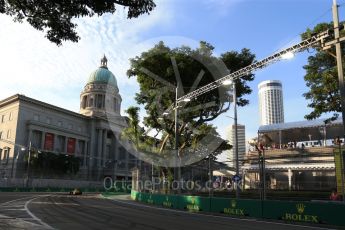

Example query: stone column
[83,141,87,167]
[96,129,103,180]
[64,136,68,154]
[114,133,119,180]
[97,129,103,168]
[102,130,107,167]
[125,150,129,180]
[89,121,95,180]
[28,129,33,147]
[41,131,46,150]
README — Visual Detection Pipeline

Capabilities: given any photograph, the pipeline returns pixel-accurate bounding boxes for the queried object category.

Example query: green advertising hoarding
[177,195,210,212]
[263,200,345,226]
[130,191,345,226]
[211,197,262,218]
[151,193,179,209]
[334,149,345,197]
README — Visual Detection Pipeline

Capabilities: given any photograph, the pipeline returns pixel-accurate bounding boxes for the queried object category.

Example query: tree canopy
[0,0,156,45]
[124,41,255,166]
[301,22,345,122]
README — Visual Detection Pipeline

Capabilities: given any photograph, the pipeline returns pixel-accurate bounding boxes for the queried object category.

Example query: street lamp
[223,80,240,199]
[26,142,32,188]
[174,85,182,194]
[223,79,232,86]
[11,146,26,178]
[157,85,181,194]
[281,52,294,60]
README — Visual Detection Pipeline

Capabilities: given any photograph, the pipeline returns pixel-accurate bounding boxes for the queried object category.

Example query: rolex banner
[334,149,345,196]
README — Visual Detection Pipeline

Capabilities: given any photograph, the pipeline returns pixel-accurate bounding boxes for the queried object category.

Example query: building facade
[258,80,284,125]
[0,56,136,183]
[242,119,342,191]
[226,124,246,168]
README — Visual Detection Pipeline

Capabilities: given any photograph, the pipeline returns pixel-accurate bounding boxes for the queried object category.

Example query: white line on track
[0,196,32,206]
[1,208,26,211]
[24,196,55,230]
[31,201,79,206]
[105,198,337,230]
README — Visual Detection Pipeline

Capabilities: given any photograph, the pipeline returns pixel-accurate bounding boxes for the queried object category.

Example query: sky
[0,0,344,162]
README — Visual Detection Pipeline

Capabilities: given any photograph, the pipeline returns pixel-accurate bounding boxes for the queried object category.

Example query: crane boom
[177,29,333,103]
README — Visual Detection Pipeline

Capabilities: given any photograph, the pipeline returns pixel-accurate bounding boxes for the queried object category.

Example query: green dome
[87,67,117,87]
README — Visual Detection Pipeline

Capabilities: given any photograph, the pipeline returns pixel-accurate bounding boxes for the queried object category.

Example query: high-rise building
[226,124,246,168]
[258,80,284,125]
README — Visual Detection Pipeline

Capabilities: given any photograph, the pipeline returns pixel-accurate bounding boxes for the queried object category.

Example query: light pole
[174,85,181,194]
[332,0,345,202]
[11,146,26,178]
[256,132,266,200]
[151,160,154,193]
[26,141,32,188]
[336,139,345,203]
[208,154,212,197]
[224,80,240,198]
[160,85,185,194]
[332,0,345,138]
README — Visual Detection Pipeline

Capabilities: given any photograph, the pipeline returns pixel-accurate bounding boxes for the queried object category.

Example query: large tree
[126,41,255,165]
[301,22,345,122]
[0,0,156,45]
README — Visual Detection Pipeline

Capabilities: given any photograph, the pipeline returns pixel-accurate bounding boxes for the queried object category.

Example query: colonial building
[0,56,136,183]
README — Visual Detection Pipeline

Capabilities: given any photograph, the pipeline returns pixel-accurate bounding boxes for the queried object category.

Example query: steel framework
[177,29,336,103]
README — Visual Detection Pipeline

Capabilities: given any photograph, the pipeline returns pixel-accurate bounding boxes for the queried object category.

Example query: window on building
[0,131,2,140]
[57,121,62,127]
[68,124,73,130]
[1,115,5,123]
[46,117,51,124]
[8,112,13,121]
[97,94,103,109]
[1,148,9,165]
[6,130,11,139]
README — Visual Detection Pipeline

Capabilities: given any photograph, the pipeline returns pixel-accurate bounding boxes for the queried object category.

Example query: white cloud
[202,0,242,16]
[0,0,173,113]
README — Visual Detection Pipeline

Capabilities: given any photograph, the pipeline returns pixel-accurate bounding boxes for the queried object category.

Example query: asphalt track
[0,193,340,230]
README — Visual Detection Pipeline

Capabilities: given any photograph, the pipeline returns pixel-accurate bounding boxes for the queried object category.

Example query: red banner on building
[44,133,54,150]
[67,138,76,154]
